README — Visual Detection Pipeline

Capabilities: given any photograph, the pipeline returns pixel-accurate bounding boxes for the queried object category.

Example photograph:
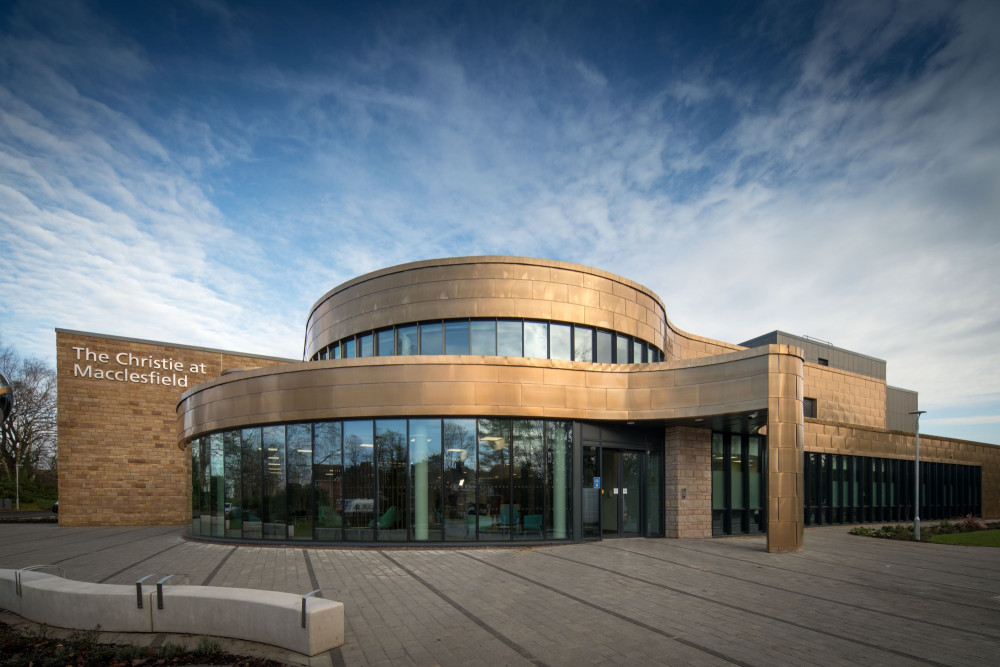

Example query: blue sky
[1,0,998,444]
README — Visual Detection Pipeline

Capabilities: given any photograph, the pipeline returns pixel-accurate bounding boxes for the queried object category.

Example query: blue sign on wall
[593,477,601,489]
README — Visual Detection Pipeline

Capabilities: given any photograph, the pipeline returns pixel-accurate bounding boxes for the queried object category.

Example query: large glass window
[376,419,408,540]
[343,421,374,540]
[192,417,581,544]
[513,420,544,541]
[319,318,663,365]
[478,419,511,541]
[240,428,263,539]
[523,321,548,359]
[420,323,443,355]
[444,321,470,355]
[313,422,342,540]
[497,320,523,357]
[286,424,313,540]
[262,426,286,539]
[409,419,442,541]
[444,419,477,541]
[223,431,241,538]
[470,320,496,355]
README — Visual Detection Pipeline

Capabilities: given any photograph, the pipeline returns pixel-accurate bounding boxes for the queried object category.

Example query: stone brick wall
[804,363,886,428]
[804,420,1000,518]
[56,330,292,526]
[663,426,713,538]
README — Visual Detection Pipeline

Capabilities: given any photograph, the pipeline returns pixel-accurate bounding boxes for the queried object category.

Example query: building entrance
[600,449,642,537]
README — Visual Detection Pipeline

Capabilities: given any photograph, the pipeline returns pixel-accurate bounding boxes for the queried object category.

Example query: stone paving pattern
[2,525,999,665]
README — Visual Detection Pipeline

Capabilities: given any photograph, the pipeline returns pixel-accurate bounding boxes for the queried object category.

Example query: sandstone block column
[766,345,805,552]
[664,426,713,538]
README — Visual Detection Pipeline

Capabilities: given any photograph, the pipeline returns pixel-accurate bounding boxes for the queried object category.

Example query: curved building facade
[171,257,997,553]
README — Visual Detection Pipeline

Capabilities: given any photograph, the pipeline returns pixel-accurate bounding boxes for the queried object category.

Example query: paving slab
[1,524,998,665]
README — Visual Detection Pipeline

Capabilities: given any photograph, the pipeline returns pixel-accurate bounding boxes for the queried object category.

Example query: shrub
[960,514,988,531]
[194,636,222,658]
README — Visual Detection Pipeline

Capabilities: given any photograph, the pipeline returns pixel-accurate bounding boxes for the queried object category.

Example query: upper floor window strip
[310,318,665,365]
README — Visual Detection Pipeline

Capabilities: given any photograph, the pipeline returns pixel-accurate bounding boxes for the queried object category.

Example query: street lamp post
[910,410,926,541]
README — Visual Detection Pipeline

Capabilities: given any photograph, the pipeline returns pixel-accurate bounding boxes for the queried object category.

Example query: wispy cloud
[0,1,997,441]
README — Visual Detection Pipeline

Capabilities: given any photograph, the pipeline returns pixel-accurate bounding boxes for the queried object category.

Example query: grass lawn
[930,529,1000,547]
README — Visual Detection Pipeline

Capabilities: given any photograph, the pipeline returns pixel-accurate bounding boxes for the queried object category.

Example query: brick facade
[56,330,292,526]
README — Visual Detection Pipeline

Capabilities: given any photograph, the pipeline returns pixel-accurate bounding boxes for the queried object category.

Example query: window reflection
[596,330,613,363]
[444,419,476,541]
[574,326,593,362]
[444,321,470,355]
[359,333,374,358]
[317,319,663,365]
[513,420,544,541]
[223,431,241,538]
[313,422,342,540]
[550,323,572,360]
[377,329,394,356]
[616,335,630,364]
[287,424,312,540]
[193,417,580,544]
[343,421,374,540]
[377,420,407,540]
[409,419,442,540]
[478,419,510,541]
[240,428,262,538]
[523,321,548,359]
[470,320,496,355]
[497,320,522,357]
[397,326,418,356]
[420,323,442,355]
[262,426,286,539]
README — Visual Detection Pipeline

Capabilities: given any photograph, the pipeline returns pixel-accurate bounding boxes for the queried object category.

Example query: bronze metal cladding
[177,347,778,442]
[302,256,706,360]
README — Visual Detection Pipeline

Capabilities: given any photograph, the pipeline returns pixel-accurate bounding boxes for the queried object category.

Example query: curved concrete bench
[0,569,343,656]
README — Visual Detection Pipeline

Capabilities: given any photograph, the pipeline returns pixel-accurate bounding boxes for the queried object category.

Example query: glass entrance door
[600,449,642,537]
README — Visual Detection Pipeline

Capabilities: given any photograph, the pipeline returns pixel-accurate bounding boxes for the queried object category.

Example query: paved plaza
[1,524,998,665]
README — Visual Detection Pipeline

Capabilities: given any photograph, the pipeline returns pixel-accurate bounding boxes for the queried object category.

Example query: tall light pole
[910,410,926,541]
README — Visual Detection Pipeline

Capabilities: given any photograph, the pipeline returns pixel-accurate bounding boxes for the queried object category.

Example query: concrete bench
[0,568,344,656]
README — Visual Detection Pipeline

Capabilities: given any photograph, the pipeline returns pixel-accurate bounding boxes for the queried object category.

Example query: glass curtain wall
[191,417,576,543]
[804,453,982,526]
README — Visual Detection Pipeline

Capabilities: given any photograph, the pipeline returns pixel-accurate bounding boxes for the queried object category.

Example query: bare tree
[0,343,58,484]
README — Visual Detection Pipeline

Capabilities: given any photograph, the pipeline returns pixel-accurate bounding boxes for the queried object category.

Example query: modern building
[56,256,999,553]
